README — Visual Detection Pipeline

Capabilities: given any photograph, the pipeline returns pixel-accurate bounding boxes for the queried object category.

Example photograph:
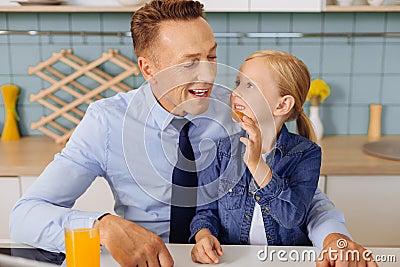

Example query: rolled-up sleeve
[256,144,322,229]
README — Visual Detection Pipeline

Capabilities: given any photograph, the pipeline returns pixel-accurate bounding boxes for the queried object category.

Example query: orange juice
[65,227,100,267]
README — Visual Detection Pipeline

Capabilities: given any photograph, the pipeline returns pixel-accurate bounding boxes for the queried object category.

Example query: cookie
[231,110,245,122]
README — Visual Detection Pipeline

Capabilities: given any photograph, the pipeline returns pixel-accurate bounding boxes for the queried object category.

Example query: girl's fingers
[239,122,255,138]
[203,242,219,264]
[242,115,254,123]
[240,118,259,138]
[199,244,217,264]
[192,243,213,264]
[215,241,224,257]
[240,137,249,147]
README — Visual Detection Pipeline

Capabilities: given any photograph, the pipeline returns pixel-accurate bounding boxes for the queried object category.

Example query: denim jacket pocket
[218,178,246,210]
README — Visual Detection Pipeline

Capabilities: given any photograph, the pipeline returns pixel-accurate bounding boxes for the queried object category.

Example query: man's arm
[9,103,174,266]
[307,188,351,252]
[308,189,378,267]
[9,104,108,252]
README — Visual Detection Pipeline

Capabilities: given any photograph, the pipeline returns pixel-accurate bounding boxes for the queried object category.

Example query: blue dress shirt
[10,83,350,253]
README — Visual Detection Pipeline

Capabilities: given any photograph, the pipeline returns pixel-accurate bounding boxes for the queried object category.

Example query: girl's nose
[231,86,243,98]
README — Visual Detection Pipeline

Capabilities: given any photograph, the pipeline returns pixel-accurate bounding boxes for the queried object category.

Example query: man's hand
[97,215,174,267]
[317,233,378,267]
[191,229,224,264]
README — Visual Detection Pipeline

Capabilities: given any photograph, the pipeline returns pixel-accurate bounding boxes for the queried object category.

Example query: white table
[0,242,398,266]
[100,244,400,267]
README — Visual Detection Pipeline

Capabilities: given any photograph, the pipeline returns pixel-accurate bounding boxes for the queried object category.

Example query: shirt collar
[256,123,290,157]
[143,84,199,131]
[274,124,290,155]
[258,124,290,166]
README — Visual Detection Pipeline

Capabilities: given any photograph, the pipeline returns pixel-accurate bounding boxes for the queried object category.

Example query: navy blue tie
[169,119,198,243]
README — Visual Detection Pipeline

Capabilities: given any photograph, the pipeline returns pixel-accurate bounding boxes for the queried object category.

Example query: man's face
[147,17,217,116]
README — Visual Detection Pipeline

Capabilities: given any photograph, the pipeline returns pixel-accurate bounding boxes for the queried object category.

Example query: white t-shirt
[249,202,268,245]
[249,153,269,245]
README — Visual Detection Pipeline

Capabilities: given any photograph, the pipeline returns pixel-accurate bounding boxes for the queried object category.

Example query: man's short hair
[131,0,205,58]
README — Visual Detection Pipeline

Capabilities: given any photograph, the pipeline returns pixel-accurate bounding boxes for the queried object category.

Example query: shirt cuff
[68,211,105,223]
[309,221,352,253]
[189,220,219,243]
[256,172,285,205]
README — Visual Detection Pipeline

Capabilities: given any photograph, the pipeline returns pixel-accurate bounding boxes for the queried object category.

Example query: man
[10,1,377,267]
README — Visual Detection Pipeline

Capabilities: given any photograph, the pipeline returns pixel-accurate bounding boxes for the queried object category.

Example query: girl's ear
[273,95,295,117]
[138,56,156,82]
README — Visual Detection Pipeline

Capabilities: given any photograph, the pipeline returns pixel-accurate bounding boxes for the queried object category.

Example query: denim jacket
[190,125,321,246]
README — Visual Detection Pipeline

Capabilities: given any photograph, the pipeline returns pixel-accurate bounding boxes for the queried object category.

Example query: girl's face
[231,57,281,125]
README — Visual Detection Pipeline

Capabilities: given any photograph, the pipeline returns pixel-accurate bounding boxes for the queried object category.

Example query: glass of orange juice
[64,217,100,267]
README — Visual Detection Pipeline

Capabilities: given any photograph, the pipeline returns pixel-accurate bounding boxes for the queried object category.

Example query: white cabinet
[73,177,115,214]
[250,0,323,12]
[20,176,115,214]
[326,175,400,247]
[199,0,324,12]
[0,177,20,239]
[0,176,115,239]
[200,0,325,12]
[20,176,37,195]
[318,175,326,193]
[199,0,249,12]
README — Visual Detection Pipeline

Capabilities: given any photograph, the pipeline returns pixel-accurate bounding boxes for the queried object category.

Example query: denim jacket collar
[274,124,290,156]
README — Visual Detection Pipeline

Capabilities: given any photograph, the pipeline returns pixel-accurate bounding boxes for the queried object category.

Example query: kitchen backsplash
[0,12,399,135]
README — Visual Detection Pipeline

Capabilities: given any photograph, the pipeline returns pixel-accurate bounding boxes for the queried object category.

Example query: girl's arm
[254,145,321,229]
[239,116,321,229]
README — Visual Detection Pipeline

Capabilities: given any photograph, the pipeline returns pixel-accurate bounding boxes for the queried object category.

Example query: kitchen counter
[0,136,64,176]
[319,135,400,175]
[1,135,400,177]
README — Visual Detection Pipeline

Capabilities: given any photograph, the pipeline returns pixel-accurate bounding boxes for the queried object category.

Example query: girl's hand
[239,116,272,188]
[239,116,263,172]
[191,229,224,264]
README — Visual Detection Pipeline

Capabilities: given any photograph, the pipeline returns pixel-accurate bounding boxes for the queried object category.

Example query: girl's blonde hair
[245,50,316,141]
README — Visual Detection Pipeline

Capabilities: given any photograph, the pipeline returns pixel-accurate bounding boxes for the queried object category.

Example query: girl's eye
[247,82,255,89]
[208,55,217,61]
[235,80,240,87]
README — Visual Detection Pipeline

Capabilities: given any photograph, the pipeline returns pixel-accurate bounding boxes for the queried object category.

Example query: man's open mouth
[188,89,209,98]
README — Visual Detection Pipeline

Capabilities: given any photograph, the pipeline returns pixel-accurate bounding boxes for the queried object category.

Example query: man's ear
[273,95,295,117]
[138,56,156,81]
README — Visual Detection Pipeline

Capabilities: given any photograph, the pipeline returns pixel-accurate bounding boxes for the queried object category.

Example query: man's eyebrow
[182,52,201,58]
[209,42,218,52]
[181,42,218,58]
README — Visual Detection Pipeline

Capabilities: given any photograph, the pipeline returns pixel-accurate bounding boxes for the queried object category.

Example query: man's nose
[196,61,216,83]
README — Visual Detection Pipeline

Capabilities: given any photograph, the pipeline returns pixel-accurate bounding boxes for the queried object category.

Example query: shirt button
[255,196,261,201]
[228,188,233,193]
[264,207,269,214]
[267,235,273,240]
[251,191,255,195]
[245,215,250,220]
